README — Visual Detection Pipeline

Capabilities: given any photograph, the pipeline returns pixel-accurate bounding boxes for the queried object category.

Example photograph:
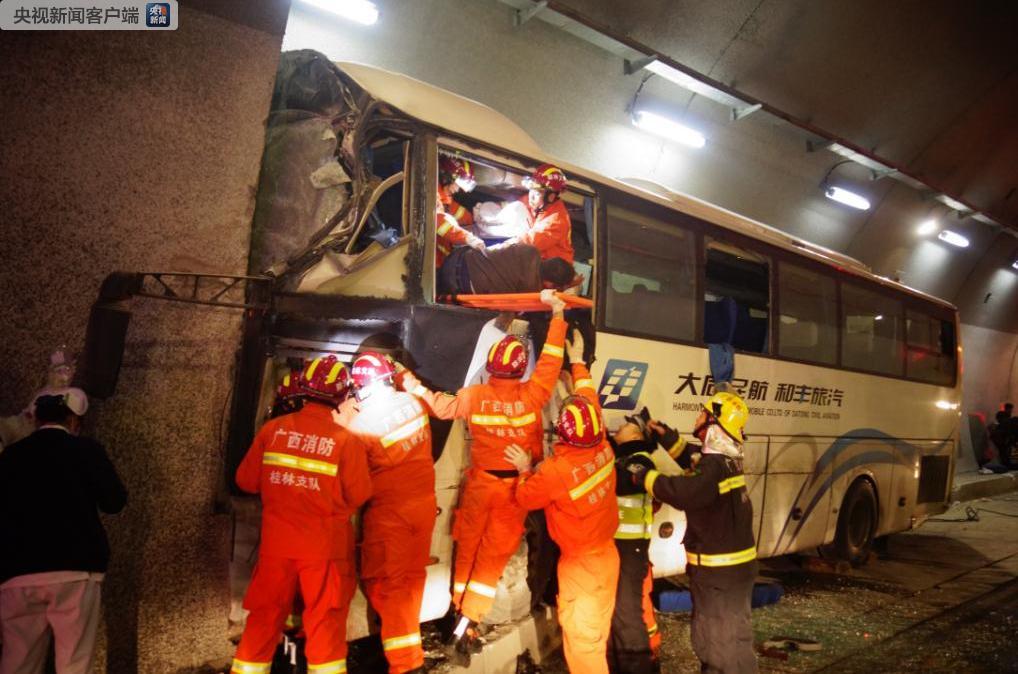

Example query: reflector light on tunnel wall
[917,219,938,236]
[937,230,969,248]
[298,0,378,25]
[935,400,959,410]
[632,109,706,148]
[823,185,870,211]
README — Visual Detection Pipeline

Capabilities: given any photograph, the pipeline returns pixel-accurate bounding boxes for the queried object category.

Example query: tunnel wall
[0,3,287,671]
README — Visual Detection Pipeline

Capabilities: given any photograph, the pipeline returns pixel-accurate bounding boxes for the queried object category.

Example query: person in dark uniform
[607,412,659,674]
[623,392,757,674]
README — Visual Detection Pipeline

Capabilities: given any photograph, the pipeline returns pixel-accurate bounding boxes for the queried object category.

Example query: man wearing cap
[0,391,127,674]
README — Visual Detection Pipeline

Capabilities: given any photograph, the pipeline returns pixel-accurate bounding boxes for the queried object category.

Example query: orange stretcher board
[443,292,593,312]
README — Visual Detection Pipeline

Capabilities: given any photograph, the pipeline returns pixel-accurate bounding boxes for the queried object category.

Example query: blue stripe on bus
[772,429,951,553]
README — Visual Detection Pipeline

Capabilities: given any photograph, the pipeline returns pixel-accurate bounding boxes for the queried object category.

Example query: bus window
[348,136,408,253]
[777,262,837,365]
[604,206,696,341]
[906,310,956,386]
[704,241,770,353]
[435,149,594,297]
[841,283,904,376]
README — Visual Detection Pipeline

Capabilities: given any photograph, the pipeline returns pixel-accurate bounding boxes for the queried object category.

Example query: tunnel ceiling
[556,0,1018,232]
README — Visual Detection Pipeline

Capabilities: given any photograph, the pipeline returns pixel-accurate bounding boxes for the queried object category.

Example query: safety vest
[615,452,654,540]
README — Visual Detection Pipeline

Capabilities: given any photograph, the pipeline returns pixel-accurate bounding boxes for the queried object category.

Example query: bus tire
[831,478,878,567]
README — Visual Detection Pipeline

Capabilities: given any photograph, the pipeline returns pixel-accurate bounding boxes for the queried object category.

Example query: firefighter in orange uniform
[348,352,436,674]
[400,289,568,658]
[506,329,619,674]
[232,356,373,674]
[436,155,485,268]
[495,164,574,265]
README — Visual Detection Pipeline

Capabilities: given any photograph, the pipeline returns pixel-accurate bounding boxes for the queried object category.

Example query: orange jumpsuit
[409,317,567,623]
[233,402,373,674]
[350,389,436,673]
[518,196,574,265]
[439,185,474,227]
[436,212,482,269]
[514,362,620,674]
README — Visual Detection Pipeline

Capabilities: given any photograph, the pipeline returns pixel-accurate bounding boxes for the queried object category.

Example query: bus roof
[337,61,956,312]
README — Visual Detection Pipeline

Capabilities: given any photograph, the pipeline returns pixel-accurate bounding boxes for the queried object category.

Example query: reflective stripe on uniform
[263,452,338,477]
[616,490,653,539]
[644,469,661,497]
[686,546,757,567]
[616,495,647,508]
[383,632,423,651]
[569,462,613,501]
[307,660,346,673]
[453,205,468,220]
[647,623,658,636]
[466,580,497,598]
[541,343,564,358]
[436,218,455,236]
[615,522,651,535]
[231,660,271,674]
[717,475,746,494]
[453,582,467,595]
[573,378,594,391]
[380,415,428,448]
[469,412,536,428]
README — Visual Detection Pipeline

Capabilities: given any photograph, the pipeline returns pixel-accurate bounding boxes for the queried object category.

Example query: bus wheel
[831,479,878,567]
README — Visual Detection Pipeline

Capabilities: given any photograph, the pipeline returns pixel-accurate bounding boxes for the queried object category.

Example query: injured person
[438,243,576,295]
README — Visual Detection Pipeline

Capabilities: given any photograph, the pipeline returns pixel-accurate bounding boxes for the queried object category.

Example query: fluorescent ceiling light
[938,230,969,248]
[643,60,748,108]
[935,194,970,213]
[632,109,706,148]
[917,219,938,236]
[824,185,870,210]
[935,400,959,411]
[298,0,378,25]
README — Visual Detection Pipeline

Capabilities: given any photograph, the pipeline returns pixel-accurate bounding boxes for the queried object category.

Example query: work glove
[503,443,532,473]
[399,371,422,394]
[540,288,566,317]
[621,453,656,491]
[565,329,584,364]
[466,235,486,252]
[649,420,681,454]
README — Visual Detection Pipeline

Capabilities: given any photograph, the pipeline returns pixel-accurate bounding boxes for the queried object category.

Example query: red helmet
[300,355,351,403]
[351,351,397,389]
[275,369,303,401]
[486,335,528,379]
[439,155,476,192]
[555,396,604,448]
[523,164,567,193]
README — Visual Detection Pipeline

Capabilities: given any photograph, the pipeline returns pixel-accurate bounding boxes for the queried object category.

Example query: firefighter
[348,352,436,674]
[399,289,568,659]
[622,392,757,674]
[493,164,573,265]
[232,356,373,674]
[269,368,304,419]
[505,329,619,674]
[606,415,659,674]
[439,154,476,227]
[437,155,485,268]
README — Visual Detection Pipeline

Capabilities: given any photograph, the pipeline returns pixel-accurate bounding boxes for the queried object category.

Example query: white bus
[228,55,960,640]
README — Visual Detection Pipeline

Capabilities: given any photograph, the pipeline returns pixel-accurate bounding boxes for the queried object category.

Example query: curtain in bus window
[605,206,696,341]
[906,310,956,386]
[704,241,770,354]
[777,263,837,365]
[840,284,903,376]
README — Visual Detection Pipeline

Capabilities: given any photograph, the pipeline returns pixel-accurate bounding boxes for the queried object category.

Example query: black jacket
[0,427,127,583]
[610,437,655,496]
[649,453,755,560]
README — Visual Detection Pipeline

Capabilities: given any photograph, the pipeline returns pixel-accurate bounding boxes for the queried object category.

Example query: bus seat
[703,296,737,344]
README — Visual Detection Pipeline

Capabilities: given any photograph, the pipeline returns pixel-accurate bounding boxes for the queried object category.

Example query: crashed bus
[211,52,961,641]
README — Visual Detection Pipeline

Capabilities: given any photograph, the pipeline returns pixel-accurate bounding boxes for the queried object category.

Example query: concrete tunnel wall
[0,2,287,671]
[283,0,1018,453]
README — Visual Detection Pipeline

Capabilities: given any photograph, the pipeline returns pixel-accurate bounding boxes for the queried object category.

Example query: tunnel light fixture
[824,185,871,211]
[938,230,970,248]
[1013,260,1018,271]
[917,219,938,236]
[298,0,379,25]
[874,315,884,321]
[632,109,706,148]
[935,400,959,411]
